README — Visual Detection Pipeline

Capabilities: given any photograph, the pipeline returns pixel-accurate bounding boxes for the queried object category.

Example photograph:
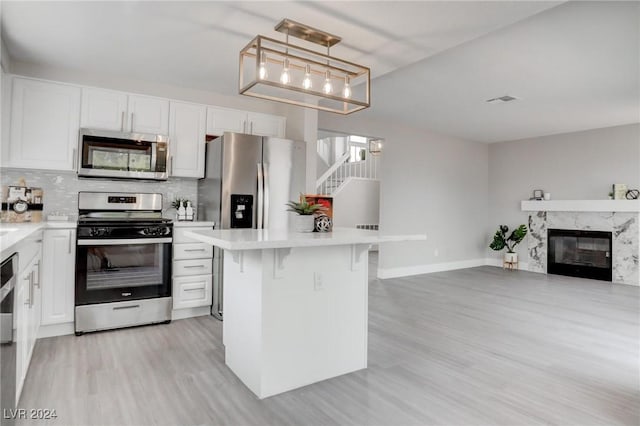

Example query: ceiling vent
[486,95,518,104]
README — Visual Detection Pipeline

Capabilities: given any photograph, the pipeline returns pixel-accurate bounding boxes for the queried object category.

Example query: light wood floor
[18,256,640,426]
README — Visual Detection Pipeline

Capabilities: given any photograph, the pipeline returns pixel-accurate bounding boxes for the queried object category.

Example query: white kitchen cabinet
[172,225,213,312]
[80,87,128,131]
[206,107,286,138]
[81,89,169,135]
[247,112,286,137]
[14,232,42,401]
[8,77,81,170]
[41,229,76,326]
[1,70,11,165]
[169,101,206,178]
[128,94,169,134]
[206,107,246,136]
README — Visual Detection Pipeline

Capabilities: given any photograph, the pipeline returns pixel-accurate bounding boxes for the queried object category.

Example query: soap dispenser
[177,201,186,221]
[185,201,194,221]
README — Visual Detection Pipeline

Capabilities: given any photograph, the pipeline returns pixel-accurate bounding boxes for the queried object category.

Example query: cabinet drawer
[173,227,212,244]
[173,243,212,260]
[173,259,212,276]
[173,275,212,309]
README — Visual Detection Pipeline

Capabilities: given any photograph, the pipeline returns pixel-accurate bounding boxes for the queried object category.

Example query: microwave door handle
[150,143,157,173]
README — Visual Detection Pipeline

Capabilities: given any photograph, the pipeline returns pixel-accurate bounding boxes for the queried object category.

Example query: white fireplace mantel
[521,200,640,213]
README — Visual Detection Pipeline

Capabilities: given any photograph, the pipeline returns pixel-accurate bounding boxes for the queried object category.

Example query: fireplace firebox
[547,229,612,282]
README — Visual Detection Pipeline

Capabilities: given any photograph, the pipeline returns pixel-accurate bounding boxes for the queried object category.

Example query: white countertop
[172,221,215,228]
[185,228,426,251]
[1,221,77,262]
[521,199,640,212]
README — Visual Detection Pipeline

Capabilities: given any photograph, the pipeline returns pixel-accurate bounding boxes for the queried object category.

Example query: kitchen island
[185,227,426,398]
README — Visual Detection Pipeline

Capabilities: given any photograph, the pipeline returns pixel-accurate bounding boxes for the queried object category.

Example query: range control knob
[140,226,169,236]
[90,227,109,237]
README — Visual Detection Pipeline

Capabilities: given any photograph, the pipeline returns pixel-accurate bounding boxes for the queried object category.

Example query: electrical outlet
[314,272,323,291]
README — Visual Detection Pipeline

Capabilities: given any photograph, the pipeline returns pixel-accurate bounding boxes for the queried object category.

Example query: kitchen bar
[186,227,426,398]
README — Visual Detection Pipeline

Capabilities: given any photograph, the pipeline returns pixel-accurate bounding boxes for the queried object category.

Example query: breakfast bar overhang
[186,227,426,398]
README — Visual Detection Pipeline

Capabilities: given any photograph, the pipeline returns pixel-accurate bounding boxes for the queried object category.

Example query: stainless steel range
[75,192,172,335]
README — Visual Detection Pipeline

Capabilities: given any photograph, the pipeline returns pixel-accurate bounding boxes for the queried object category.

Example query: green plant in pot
[489,224,528,263]
[286,194,326,232]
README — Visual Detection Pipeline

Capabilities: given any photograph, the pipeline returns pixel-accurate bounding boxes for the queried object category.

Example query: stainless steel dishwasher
[1,252,18,423]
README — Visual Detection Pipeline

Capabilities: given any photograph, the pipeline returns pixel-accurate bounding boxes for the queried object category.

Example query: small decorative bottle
[177,201,186,221]
[185,201,194,221]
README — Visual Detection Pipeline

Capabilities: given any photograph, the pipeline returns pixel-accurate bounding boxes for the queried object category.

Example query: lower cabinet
[41,229,76,325]
[172,225,213,313]
[173,275,212,309]
[15,232,42,401]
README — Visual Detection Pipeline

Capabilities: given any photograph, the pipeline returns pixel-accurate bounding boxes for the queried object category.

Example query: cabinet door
[1,70,11,166]
[127,95,169,134]
[169,101,206,178]
[41,229,76,325]
[173,275,212,309]
[206,107,246,136]
[80,87,127,131]
[15,272,29,398]
[247,112,286,137]
[9,78,81,170]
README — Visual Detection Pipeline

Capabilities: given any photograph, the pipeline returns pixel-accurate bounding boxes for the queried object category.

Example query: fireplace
[547,229,612,281]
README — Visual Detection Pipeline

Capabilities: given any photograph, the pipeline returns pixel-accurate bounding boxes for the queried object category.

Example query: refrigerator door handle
[257,162,264,229]
[263,162,270,229]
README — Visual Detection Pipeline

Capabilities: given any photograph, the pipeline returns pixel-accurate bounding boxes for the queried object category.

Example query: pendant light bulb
[343,75,351,99]
[323,70,333,94]
[302,65,313,90]
[280,58,291,85]
[258,52,268,80]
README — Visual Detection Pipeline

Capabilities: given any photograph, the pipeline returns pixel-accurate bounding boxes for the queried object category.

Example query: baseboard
[171,306,211,320]
[377,258,486,279]
[38,322,74,338]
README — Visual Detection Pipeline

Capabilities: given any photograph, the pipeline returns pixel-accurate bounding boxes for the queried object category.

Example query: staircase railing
[316,152,350,195]
[316,152,381,195]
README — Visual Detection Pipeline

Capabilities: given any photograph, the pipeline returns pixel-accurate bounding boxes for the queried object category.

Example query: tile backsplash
[1,168,198,220]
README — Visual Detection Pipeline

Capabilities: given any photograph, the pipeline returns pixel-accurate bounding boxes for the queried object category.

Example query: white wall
[487,123,640,262]
[332,178,380,228]
[319,112,490,278]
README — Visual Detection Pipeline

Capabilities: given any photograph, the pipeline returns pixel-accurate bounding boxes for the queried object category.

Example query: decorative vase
[294,214,315,232]
[504,252,518,263]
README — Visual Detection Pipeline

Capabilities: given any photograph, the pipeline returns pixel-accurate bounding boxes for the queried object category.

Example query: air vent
[486,95,518,104]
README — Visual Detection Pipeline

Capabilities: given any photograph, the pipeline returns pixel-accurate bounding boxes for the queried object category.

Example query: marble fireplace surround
[527,210,639,286]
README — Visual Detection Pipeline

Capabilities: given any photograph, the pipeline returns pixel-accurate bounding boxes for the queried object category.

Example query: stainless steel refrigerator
[197,132,307,320]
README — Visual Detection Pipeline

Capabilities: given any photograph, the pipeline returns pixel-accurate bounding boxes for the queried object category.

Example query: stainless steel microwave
[78,129,169,180]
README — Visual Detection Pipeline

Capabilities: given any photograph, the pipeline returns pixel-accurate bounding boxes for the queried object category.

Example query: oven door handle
[77,238,173,246]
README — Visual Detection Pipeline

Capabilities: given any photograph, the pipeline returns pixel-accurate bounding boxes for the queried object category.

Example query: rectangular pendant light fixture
[239,19,371,115]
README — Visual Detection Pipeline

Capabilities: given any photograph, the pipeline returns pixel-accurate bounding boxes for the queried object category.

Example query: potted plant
[286,194,326,232]
[489,224,528,263]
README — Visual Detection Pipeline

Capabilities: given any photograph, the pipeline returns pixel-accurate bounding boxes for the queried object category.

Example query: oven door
[76,238,171,305]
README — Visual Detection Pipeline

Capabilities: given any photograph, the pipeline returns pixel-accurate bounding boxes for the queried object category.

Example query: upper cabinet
[206,107,286,138]
[128,95,170,135]
[169,101,207,178]
[81,88,169,135]
[247,112,286,138]
[8,77,81,171]
[80,88,128,131]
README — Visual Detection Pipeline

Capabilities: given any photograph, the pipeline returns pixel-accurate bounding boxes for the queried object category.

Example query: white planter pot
[294,215,315,233]
[504,252,518,263]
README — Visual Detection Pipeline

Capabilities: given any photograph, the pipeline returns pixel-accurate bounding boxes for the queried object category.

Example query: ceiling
[2,1,638,143]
